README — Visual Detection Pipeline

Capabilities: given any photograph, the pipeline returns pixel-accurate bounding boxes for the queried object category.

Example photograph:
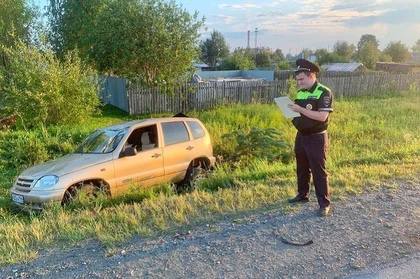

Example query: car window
[187,121,205,139]
[75,128,126,154]
[124,124,158,152]
[162,121,190,146]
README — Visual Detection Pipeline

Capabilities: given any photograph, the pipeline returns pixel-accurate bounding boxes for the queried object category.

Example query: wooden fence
[127,72,420,115]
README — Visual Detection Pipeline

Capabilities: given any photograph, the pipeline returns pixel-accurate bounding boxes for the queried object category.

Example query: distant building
[321,63,365,72]
[193,62,211,71]
[376,62,420,73]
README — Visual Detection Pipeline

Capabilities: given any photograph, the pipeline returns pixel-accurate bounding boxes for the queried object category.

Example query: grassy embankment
[0,90,419,264]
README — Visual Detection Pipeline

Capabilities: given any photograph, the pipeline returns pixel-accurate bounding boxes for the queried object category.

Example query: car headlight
[33,176,59,189]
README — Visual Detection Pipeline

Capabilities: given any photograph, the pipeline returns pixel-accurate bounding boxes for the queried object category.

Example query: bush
[0,42,100,128]
[220,127,292,165]
[0,128,77,172]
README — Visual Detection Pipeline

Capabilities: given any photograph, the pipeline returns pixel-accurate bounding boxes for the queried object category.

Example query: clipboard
[274,97,300,118]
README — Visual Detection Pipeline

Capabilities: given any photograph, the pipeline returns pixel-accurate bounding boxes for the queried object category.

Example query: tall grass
[0,90,419,264]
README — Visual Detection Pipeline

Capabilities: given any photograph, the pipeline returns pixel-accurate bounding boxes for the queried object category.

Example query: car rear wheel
[176,160,208,193]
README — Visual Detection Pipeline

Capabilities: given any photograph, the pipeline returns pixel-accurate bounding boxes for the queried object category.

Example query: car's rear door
[161,121,194,182]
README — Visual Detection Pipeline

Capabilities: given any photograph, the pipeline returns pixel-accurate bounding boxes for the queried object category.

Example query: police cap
[294,58,320,74]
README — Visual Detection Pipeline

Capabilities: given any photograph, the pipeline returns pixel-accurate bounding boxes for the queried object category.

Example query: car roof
[102,117,200,131]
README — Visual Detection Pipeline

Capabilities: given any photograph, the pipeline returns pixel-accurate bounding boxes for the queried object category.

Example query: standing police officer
[287,58,333,217]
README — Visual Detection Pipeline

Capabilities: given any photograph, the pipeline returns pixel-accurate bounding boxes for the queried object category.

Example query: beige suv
[11,116,215,209]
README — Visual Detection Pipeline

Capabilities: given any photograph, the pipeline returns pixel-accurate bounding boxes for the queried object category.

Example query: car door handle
[151,153,161,158]
[186,145,194,151]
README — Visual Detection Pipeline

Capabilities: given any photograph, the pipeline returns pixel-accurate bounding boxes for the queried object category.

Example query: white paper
[274,96,300,118]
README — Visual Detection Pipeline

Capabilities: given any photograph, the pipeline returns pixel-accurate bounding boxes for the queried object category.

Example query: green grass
[0,90,419,265]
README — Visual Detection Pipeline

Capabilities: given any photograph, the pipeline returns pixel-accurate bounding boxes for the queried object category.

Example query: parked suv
[11,116,215,209]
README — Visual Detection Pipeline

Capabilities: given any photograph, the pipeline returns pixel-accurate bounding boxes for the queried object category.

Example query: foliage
[357,34,379,51]
[412,39,420,52]
[200,30,229,68]
[379,52,393,62]
[333,41,356,61]
[275,60,291,70]
[255,48,272,68]
[315,48,348,65]
[383,41,411,63]
[356,34,380,69]
[0,42,100,128]
[287,77,298,100]
[300,48,313,59]
[0,0,36,47]
[272,49,285,62]
[0,129,75,172]
[221,127,291,164]
[357,41,380,69]
[48,0,204,87]
[220,48,255,70]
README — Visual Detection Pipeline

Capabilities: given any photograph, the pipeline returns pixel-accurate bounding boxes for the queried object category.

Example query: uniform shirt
[292,81,333,135]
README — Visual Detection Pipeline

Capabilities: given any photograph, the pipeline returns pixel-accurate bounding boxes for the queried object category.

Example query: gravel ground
[1,180,419,278]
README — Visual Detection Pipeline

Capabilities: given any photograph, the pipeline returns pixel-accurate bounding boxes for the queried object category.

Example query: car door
[113,124,164,193]
[161,121,195,182]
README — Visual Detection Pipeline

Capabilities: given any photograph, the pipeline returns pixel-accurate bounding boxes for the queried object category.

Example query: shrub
[220,127,292,165]
[0,128,76,172]
[0,42,100,128]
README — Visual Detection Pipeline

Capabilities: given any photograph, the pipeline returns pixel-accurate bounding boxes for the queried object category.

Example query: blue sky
[32,0,420,54]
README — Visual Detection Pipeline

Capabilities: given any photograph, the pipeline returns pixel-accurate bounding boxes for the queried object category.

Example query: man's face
[295,72,316,90]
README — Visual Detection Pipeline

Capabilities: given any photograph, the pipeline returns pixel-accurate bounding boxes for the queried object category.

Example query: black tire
[176,161,207,194]
[62,183,100,206]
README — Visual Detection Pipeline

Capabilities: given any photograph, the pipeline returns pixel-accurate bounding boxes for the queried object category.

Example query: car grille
[15,177,34,193]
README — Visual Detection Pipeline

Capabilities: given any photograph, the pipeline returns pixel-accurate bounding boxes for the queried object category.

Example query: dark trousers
[294,132,330,208]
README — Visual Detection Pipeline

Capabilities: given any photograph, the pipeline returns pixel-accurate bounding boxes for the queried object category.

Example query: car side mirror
[120,146,137,158]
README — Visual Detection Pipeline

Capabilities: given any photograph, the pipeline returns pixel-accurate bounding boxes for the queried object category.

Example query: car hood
[20,153,114,179]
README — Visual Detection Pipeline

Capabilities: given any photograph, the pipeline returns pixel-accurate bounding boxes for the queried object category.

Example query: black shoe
[288,195,309,204]
[319,206,330,217]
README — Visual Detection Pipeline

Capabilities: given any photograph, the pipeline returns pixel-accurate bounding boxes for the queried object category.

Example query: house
[193,62,211,71]
[321,63,365,72]
[375,62,420,73]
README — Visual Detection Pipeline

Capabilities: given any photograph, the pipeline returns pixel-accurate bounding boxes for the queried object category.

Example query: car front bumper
[11,188,65,209]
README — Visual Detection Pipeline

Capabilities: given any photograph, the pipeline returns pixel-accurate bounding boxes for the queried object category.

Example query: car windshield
[75,128,126,154]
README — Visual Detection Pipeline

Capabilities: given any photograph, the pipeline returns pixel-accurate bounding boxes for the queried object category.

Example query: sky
[33,0,420,54]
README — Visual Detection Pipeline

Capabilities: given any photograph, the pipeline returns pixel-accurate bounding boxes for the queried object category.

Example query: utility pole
[254,28,258,49]
[247,30,250,49]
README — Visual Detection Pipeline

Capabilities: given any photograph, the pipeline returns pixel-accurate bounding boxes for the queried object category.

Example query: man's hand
[288,103,303,113]
[288,104,329,122]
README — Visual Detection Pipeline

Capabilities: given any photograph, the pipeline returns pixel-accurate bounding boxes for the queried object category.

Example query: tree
[255,48,272,68]
[379,52,392,62]
[333,41,356,61]
[48,0,204,86]
[315,49,330,65]
[314,48,346,65]
[271,49,285,62]
[357,34,380,69]
[200,30,229,68]
[357,34,379,51]
[300,48,313,59]
[0,42,99,127]
[383,41,410,63]
[412,39,420,52]
[0,0,36,47]
[358,41,380,69]
[221,48,255,70]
